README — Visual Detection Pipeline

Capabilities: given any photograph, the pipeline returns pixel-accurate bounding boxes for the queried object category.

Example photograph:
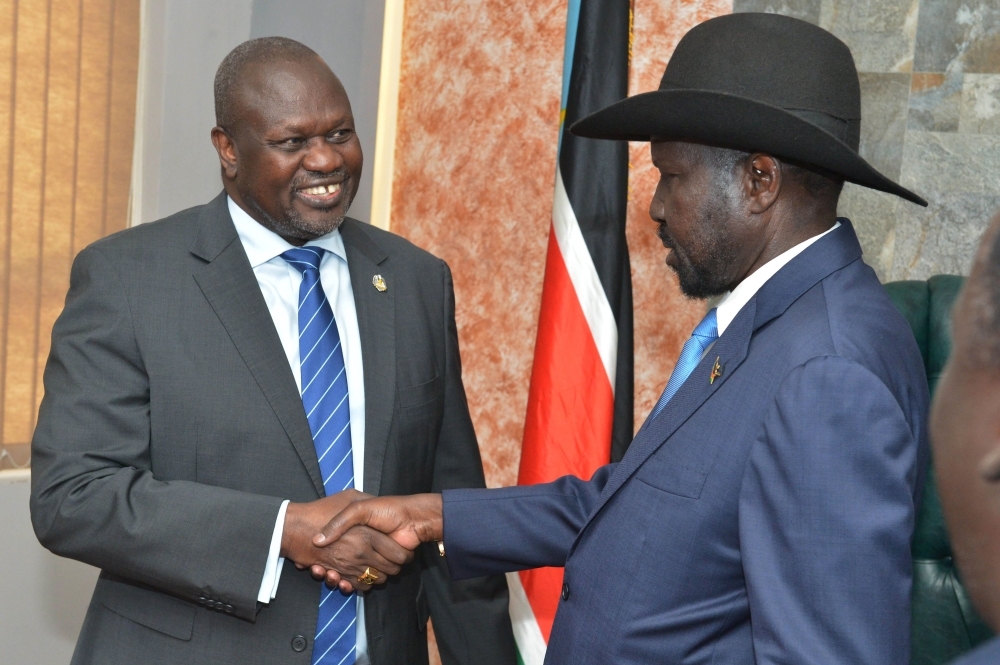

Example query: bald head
[954,212,1000,370]
[214,37,321,130]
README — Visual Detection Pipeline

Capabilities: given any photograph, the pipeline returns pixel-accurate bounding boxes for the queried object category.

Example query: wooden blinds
[0,0,140,470]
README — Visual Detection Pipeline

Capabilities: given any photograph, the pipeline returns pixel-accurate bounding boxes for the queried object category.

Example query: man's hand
[281,490,414,591]
[311,494,443,591]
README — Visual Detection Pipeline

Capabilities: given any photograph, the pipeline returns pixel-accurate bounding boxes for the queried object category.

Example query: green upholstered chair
[884,276,994,665]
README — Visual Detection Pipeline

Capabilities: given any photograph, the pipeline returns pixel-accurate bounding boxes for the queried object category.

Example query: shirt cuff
[258,499,290,604]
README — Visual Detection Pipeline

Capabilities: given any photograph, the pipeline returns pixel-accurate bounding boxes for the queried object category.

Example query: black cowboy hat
[571,13,927,206]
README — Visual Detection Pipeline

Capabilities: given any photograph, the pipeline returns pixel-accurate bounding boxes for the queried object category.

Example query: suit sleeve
[442,466,615,580]
[739,355,919,665]
[419,261,517,665]
[29,245,282,622]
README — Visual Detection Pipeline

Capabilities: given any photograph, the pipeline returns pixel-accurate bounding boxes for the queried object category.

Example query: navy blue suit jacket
[443,221,929,664]
[951,637,1000,664]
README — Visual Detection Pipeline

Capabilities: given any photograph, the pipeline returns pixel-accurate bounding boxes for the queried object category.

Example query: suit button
[561,582,570,601]
[197,596,206,605]
[292,635,308,652]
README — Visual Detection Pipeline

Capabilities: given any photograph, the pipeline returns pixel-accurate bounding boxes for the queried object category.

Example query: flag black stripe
[559,0,634,461]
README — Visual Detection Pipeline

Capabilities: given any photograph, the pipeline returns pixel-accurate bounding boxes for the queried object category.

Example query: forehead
[650,140,701,166]
[239,60,352,131]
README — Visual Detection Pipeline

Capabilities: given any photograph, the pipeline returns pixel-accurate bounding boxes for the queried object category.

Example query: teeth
[302,184,341,195]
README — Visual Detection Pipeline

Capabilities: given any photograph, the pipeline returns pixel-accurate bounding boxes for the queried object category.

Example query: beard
[657,193,741,300]
[245,169,355,241]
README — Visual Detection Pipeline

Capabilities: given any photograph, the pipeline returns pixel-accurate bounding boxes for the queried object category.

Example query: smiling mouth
[296,182,344,206]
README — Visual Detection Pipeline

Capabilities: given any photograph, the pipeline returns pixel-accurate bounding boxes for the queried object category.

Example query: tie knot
[281,247,325,274]
[693,308,719,341]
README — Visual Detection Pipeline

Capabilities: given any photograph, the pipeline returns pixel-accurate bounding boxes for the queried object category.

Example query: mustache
[656,222,676,249]
[292,168,350,189]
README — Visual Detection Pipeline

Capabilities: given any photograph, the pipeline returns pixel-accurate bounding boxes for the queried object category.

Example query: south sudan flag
[507,1,633,662]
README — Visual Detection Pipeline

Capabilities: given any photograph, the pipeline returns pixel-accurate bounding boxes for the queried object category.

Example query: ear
[211,127,239,180]
[743,154,781,214]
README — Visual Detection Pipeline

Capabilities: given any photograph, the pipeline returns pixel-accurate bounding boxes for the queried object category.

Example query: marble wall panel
[892,132,1000,278]
[908,72,962,132]
[913,0,1000,74]
[732,0,820,24]
[818,0,919,73]
[857,72,911,180]
[960,74,1000,135]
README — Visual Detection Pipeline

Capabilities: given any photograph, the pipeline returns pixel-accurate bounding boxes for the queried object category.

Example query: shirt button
[561,582,570,601]
[292,635,308,652]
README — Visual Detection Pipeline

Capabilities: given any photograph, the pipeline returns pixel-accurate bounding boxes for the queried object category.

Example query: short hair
[214,37,320,129]
[958,212,1000,368]
[693,144,844,206]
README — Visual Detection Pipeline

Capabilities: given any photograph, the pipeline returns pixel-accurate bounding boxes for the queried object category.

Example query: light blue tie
[282,247,357,665]
[650,308,719,420]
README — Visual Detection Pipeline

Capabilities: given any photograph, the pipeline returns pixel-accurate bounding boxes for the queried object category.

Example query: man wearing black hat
[309,13,930,664]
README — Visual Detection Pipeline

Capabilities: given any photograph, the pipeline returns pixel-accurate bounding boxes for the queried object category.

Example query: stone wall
[735,0,1000,280]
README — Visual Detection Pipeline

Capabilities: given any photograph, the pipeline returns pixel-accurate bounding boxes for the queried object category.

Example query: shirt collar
[227,196,347,268]
[714,221,840,336]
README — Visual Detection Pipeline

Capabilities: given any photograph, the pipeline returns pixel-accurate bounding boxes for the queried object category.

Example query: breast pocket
[634,448,709,499]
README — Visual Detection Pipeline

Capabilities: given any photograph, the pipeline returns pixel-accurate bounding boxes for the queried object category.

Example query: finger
[314,501,371,546]
[363,527,413,570]
[294,562,306,570]
[326,575,366,593]
[310,565,327,580]
[335,545,399,578]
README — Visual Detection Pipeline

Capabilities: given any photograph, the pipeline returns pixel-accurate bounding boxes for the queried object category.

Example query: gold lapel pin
[372,274,387,292]
[709,356,724,384]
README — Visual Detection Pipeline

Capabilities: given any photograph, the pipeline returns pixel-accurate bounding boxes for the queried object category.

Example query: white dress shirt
[714,221,840,336]
[229,197,369,664]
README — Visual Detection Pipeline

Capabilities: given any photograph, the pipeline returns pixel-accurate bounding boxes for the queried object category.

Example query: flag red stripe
[518,225,615,641]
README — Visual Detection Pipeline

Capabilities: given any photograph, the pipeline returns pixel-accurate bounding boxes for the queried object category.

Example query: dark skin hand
[309,494,444,593]
[281,490,415,592]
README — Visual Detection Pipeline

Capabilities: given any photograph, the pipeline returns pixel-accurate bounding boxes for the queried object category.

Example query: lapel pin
[372,274,387,292]
[709,356,724,384]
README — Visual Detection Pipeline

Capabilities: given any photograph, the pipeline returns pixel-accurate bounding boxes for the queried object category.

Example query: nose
[649,188,662,223]
[301,137,345,174]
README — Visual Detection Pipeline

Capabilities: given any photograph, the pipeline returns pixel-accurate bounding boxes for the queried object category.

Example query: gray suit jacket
[30,192,516,665]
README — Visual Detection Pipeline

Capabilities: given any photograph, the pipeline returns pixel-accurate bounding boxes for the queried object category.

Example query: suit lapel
[339,219,396,497]
[571,220,866,546]
[574,304,754,544]
[190,193,325,496]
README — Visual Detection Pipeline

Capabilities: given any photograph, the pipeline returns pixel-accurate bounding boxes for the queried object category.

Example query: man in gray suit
[30,37,515,665]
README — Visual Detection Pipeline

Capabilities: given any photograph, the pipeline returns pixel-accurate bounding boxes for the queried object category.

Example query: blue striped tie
[650,308,718,420]
[282,247,357,665]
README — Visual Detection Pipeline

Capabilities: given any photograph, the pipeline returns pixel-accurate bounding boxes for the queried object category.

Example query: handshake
[280,490,445,593]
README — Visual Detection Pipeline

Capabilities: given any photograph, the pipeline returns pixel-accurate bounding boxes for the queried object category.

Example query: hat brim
[570,89,927,206]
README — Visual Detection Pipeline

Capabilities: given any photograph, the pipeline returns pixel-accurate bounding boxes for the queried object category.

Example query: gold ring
[357,567,379,585]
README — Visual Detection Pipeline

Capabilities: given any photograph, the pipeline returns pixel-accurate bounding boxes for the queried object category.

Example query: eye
[328,129,354,142]
[278,137,305,149]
